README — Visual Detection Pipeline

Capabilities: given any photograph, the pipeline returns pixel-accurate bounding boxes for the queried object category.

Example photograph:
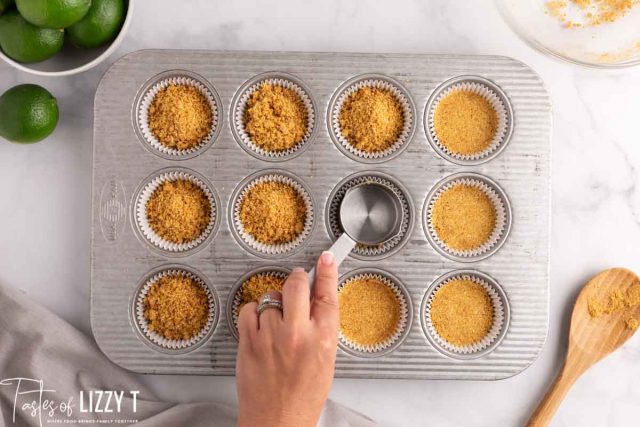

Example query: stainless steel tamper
[308,181,403,288]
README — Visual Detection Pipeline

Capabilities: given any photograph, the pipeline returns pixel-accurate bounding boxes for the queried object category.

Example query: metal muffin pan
[92,50,551,379]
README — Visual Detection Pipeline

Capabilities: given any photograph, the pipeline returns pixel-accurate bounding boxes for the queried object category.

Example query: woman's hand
[236,251,339,427]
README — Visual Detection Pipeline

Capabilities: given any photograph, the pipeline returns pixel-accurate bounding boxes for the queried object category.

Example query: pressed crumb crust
[338,87,404,153]
[238,273,286,308]
[148,84,213,151]
[146,180,211,244]
[431,184,497,252]
[338,277,402,347]
[144,274,209,341]
[430,278,494,347]
[433,90,498,156]
[239,181,307,245]
[244,83,308,152]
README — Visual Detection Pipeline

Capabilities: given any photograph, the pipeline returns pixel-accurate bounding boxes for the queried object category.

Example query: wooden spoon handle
[527,360,583,427]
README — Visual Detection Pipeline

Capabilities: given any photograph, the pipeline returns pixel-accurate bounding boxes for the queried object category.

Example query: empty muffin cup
[132,265,218,353]
[230,170,315,258]
[424,173,510,262]
[329,74,416,163]
[231,72,316,161]
[337,269,412,358]
[134,168,219,255]
[421,270,509,359]
[425,76,513,165]
[135,71,222,159]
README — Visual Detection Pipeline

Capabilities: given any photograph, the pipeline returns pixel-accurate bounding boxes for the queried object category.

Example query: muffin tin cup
[230,170,315,258]
[132,265,218,354]
[135,71,222,160]
[326,171,414,260]
[425,75,513,166]
[227,266,291,341]
[231,72,317,161]
[328,74,416,163]
[133,168,219,256]
[421,270,510,360]
[338,269,413,358]
[424,173,511,262]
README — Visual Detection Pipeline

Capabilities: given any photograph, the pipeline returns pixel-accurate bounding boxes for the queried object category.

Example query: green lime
[0,0,14,16]
[67,0,124,48]
[0,9,64,63]
[0,84,59,144]
[16,0,90,28]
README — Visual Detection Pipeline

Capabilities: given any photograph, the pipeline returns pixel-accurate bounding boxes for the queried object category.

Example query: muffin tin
[91,50,551,379]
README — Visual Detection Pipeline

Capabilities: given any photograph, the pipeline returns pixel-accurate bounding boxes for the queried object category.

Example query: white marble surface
[1,0,639,426]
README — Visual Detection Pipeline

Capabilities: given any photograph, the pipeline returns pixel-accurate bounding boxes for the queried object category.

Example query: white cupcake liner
[424,273,505,355]
[338,273,409,355]
[228,269,289,340]
[135,170,217,253]
[234,77,315,159]
[232,173,314,256]
[138,75,219,157]
[426,177,507,259]
[331,78,414,160]
[427,80,509,162]
[328,174,412,258]
[135,268,216,350]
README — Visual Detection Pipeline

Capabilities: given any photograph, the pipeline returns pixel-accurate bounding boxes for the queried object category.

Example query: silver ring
[256,294,283,316]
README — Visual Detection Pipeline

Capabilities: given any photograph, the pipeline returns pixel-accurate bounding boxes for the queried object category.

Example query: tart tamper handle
[308,233,357,293]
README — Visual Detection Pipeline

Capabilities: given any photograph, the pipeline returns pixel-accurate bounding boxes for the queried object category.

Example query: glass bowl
[496,0,640,68]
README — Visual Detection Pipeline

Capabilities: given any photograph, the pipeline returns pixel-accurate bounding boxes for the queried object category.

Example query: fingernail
[292,267,305,273]
[320,251,335,266]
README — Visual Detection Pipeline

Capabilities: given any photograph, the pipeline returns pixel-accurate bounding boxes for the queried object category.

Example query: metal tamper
[308,181,403,288]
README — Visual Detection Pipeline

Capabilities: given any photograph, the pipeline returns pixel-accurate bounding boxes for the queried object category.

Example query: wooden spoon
[528,268,640,427]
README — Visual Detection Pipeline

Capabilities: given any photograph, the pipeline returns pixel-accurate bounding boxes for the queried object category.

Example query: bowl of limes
[0,0,132,76]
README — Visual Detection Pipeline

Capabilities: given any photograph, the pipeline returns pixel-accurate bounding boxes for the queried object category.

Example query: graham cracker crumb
[431,184,497,251]
[545,0,639,27]
[144,274,209,340]
[148,84,213,150]
[244,83,308,152]
[146,180,211,244]
[433,90,498,156]
[338,277,401,346]
[239,181,307,245]
[588,298,605,318]
[239,273,286,308]
[430,279,494,347]
[587,281,640,330]
[339,87,404,153]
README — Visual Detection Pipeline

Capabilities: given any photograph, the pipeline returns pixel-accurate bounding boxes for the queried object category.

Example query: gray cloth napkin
[0,282,376,427]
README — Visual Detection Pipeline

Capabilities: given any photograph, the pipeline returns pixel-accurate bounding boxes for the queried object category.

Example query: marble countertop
[1,0,639,425]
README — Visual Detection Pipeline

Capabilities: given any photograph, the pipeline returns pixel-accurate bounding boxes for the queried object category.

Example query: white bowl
[0,0,133,76]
